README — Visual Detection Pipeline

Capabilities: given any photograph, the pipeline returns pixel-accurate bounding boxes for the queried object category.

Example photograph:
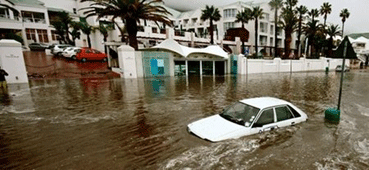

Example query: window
[152,27,158,33]
[223,22,235,31]
[270,37,273,46]
[85,49,91,53]
[260,22,268,33]
[93,50,101,54]
[51,30,59,41]
[26,28,36,42]
[253,109,274,127]
[264,13,269,21]
[0,8,9,18]
[37,29,48,43]
[287,105,301,117]
[270,25,274,35]
[220,102,260,127]
[223,9,237,18]
[276,106,294,122]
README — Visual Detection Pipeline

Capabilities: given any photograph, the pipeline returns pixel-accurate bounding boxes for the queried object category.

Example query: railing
[23,17,46,24]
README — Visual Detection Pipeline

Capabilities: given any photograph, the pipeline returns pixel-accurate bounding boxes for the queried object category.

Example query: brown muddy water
[1,71,369,169]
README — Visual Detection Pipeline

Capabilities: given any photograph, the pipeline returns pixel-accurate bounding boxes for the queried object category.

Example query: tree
[81,0,173,50]
[235,8,252,54]
[320,2,332,29]
[69,22,81,46]
[268,0,283,58]
[326,24,341,57]
[304,20,323,58]
[279,0,298,59]
[50,21,67,44]
[201,5,221,45]
[79,22,93,48]
[308,8,319,22]
[251,6,264,57]
[296,5,308,58]
[58,11,74,45]
[340,8,350,37]
[93,23,112,54]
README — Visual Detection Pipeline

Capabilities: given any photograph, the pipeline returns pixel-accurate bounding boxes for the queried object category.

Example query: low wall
[237,55,350,75]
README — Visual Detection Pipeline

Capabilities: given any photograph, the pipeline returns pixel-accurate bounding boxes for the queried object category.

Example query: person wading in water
[0,66,9,92]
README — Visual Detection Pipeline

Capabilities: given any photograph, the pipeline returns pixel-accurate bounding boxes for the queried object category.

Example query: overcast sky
[164,0,368,35]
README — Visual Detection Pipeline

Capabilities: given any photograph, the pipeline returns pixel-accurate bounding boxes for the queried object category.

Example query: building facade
[0,0,297,56]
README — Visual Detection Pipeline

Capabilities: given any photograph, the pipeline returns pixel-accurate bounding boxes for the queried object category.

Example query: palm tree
[268,0,283,58]
[308,8,319,22]
[201,5,221,45]
[50,21,67,44]
[235,8,252,54]
[251,6,264,57]
[296,5,308,58]
[58,11,74,45]
[304,20,323,58]
[279,0,298,59]
[326,24,341,57]
[320,2,332,28]
[69,22,81,45]
[339,8,350,37]
[81,0,173,50]
[79,22,93,48]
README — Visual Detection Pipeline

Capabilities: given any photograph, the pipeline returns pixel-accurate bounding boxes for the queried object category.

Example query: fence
[236,55,350,75]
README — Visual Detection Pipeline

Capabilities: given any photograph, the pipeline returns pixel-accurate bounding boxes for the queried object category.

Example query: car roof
[239,97,290,109]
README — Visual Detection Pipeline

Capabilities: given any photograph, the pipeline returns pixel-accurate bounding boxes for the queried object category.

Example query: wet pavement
[1,70,369,169]
[23,51,119,79]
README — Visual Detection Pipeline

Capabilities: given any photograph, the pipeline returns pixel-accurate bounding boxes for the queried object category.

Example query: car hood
[187,115,246,142]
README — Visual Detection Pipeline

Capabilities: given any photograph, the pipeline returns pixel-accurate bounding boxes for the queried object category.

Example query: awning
[150,39,229,59]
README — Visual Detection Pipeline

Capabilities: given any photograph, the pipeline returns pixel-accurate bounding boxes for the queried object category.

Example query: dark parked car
[28,42,49,51]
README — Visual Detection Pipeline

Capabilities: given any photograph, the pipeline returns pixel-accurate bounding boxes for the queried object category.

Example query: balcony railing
[23,17,46,24]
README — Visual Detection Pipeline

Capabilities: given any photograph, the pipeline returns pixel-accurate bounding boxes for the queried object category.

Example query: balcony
[22,17,46,24]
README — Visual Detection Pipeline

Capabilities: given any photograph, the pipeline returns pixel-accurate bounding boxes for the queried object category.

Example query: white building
[0,0,297,56]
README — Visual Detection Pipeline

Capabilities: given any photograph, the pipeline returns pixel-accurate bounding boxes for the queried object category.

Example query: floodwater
[1,71,369,169]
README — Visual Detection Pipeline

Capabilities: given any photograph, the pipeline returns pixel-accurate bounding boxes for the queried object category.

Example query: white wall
[237,56,350,75]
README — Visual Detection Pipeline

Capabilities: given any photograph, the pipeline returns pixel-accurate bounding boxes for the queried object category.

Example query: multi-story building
[0,0,297,56]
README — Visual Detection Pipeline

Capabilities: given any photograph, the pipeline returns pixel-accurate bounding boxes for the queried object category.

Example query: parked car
[187,97,308,142]
[335,65,350,72]
[62,47,81,58]
[51,44,73,56]
[74,48,107,62]
[29,42,49,51]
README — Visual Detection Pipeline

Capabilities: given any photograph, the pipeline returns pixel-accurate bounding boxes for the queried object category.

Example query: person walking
[0,66,8,90]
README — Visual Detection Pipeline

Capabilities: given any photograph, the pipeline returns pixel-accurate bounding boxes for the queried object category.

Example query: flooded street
[1,71,369,169]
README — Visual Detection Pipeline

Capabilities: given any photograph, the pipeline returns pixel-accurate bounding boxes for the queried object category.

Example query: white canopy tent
[150,39,229,59]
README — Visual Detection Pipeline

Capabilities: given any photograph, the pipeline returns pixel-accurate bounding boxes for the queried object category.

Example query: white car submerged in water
[187,97,308,142]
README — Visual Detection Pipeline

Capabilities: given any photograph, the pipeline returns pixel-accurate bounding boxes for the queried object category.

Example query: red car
[73,48,108,62]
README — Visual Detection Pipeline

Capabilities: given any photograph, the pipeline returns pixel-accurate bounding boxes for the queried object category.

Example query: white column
[200,60,202,75]
[185,60,188,76]
[213,60,215,75]
[21,28,28,47]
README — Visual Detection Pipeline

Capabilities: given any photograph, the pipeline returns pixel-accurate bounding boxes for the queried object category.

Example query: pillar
[0,39,29,84]
[117,45,137,78]
[185,60,188,76]
[200,60,202,75]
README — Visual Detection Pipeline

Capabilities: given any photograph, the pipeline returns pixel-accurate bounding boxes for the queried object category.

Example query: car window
[85,49,91,53]
[276,106,294,122]
[253,109,274,127]
[220,102,260,127]
[287,105,301,117]
[75,49,81,53]
[94,50,101,54]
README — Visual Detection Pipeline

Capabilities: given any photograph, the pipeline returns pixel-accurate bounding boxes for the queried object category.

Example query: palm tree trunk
[241,22,245,54]
[126,19,138,50]
[296,14,302,58]
[285,33,292,58]
[87,34,91,48]
[342,22,345,37]
[328,37,333,57]
[274,9,278,58]
[255,18,258,57]
[210,19,214,44]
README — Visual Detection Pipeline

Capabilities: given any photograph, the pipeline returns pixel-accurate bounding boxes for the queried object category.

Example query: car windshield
[220,102,260,127]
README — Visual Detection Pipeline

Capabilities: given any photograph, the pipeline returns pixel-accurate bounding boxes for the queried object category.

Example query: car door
[84,49,92,60]
[275,105,296,128]
[251,108,279,133]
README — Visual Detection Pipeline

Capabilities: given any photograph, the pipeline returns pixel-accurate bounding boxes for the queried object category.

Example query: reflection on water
[0,72,369,169]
